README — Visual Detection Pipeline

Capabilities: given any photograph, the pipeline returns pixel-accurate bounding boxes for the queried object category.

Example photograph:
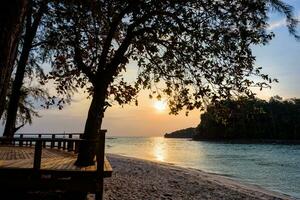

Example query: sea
[106,137,300,199]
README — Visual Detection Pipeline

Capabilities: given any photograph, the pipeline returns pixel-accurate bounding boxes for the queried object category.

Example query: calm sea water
[106,137,300,199]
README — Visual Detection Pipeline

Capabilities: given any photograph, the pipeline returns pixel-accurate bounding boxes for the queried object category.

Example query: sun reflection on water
[152,137,166,162]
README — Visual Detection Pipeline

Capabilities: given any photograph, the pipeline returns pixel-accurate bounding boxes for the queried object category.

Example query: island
[166,96,300,143]
[193,96,300,142]
[164,127,196,138]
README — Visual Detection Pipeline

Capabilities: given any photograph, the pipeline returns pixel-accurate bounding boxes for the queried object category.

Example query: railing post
[20,134,23,147]
[33,140,42,170]
[51,134,55,148]
[96,130,106,174]
[58,140,61,149]
[67,134,73,151]
[95,129,107,200]
[38,134,46,148]
[74,140,79,153]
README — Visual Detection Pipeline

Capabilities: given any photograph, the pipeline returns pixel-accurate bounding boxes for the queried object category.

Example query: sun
[154,100,167,112]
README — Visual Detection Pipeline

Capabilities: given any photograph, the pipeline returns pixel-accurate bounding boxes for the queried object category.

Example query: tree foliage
[194,96,300,140]
[41,0,298,114]
[1,85,48,133]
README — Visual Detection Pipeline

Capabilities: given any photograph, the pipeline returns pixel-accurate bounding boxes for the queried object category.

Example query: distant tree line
[193,96,300,141]
[164,127,196,138]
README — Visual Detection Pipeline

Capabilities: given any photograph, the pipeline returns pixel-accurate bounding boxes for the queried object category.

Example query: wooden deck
[0,132,112,199]
[0,146,112,175]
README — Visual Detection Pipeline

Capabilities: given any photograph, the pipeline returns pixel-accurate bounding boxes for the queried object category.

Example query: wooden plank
[104,157,113,173]
[0,147,111,174]
[0,147,107,171]
[2,159,33,168]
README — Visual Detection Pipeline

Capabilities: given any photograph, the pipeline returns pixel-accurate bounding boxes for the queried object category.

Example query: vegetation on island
[164,127,196,138]
[0,0,299,166]
[167,96,300,141]
[193,96,300,141]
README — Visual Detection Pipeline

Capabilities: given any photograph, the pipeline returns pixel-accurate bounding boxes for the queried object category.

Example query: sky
[1,1,300,137]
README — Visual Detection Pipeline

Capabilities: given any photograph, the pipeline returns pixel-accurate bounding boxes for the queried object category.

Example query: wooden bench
[0,131,112,200]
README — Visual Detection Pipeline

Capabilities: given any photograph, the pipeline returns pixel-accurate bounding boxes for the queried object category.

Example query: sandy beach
[4,153,296,200]
[101,154,296,200]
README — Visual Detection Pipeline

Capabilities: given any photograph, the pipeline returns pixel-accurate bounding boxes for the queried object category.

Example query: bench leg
[95,179,104,200]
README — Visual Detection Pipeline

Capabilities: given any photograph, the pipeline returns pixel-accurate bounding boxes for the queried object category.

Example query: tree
[3,0,48,138]
[193,96,300,140]
[0,0,28,119]
[41,0,298,166]
[2,85,48,134]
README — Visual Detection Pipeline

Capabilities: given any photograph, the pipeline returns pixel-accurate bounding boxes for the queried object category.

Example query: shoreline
[164,137,300,145]
[103,154,297,200]
[192,139,300,145]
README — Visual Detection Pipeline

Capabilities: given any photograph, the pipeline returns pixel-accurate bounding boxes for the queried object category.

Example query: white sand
[102,154,296,200]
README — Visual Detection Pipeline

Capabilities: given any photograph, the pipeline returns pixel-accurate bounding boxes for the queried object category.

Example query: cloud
[267,18,287,30]
[268,14,300,31]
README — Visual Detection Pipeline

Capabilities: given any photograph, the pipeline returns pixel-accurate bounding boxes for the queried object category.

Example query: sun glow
[154,100,167,112]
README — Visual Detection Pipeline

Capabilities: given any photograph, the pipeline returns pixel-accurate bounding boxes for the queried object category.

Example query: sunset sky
[1,1,300,137]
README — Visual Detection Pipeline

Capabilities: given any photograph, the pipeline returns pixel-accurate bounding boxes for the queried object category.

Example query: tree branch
[103,26,135,83]
[31,40,51,48]
[98,3,136,68]
[72,18,96,84]
[74,44,96,84]
[14,123,25,133]
[100,13,162,84]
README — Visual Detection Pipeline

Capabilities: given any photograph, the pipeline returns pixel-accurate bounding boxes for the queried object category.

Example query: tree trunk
[3,1,46,138]
[3,38,31,138]
[75,87,107,166]
[0,0,28,119]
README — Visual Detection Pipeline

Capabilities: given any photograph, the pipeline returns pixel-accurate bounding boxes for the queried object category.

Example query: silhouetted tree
[3,0,48,138]
[2,86,48,134]
[194,96,300,140]
[39,0,298,166]
[0,0,28,119]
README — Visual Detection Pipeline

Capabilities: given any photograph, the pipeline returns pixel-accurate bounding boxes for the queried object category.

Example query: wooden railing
[0,131,110,200]
[12,133,83,152]
[0,131,107,170]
